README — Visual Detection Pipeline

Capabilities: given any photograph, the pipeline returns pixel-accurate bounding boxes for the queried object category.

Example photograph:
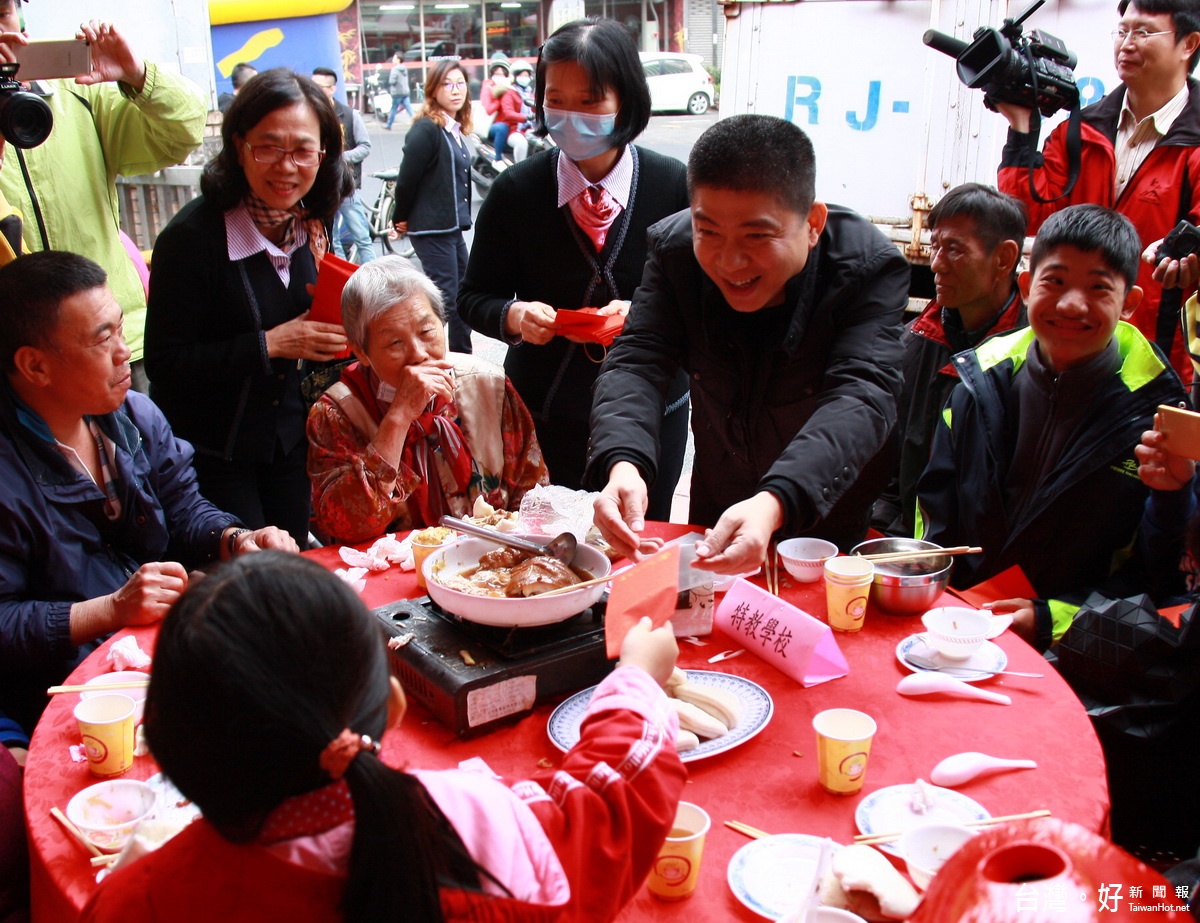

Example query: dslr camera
[1157,220,1200,262]
[924,0,1080,118]
[0,62,54,149]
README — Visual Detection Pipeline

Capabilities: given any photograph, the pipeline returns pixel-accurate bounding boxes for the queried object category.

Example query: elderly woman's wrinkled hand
[387,358,456,420]
[264,312,350,362]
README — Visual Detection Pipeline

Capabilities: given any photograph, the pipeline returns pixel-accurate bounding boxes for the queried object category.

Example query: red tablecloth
[24,525,1109,922]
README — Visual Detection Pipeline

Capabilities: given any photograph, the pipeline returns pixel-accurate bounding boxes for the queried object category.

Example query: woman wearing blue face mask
[458,18,690,519]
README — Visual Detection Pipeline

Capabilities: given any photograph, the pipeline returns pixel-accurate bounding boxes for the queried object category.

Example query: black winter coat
[586,205,909,548]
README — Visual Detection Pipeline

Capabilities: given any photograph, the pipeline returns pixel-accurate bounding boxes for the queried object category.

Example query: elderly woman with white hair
[306,256,549,544]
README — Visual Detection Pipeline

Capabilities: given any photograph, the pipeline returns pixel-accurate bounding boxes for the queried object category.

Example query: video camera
[923,0,1079,118]
[0,62,53,149]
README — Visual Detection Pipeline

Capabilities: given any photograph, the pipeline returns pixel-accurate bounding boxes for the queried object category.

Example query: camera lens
[0,90,54,149]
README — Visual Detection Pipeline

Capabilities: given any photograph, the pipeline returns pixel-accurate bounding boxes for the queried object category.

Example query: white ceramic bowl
[777,538,839,583]
[921,607,991,660]
[66,779,158,853]
[898,822,976,890]
[424,537,611,627]
[81,671,148,723]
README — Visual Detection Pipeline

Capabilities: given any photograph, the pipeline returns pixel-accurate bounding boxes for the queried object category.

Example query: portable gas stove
[374,595,612,736]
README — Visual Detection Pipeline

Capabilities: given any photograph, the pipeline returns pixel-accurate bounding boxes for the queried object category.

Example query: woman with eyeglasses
[458,19,690,515]
[144,68,352,549]
[390,59,475,354]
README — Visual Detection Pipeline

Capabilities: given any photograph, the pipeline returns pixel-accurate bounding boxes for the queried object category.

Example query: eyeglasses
[441,81,468,91]
[1112,27,1175,45]
[244,142,325,168]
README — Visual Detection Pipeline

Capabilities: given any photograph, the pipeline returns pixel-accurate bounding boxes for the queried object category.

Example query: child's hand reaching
[618,617,678,688]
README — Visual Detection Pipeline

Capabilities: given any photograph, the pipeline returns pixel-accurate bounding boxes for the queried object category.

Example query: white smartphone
[15,39,93,81]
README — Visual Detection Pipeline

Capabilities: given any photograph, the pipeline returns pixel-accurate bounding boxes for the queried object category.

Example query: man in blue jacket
[0,252,298,741]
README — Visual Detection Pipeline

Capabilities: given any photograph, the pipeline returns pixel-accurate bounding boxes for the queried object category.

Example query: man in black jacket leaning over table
[587,115,910,573]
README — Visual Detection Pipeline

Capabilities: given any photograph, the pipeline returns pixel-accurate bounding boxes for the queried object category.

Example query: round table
[24,525,1110,922]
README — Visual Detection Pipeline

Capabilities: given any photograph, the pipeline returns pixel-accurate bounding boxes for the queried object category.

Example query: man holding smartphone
[0,4,206,392]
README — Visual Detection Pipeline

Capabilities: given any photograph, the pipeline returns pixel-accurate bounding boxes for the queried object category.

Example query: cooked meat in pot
[507,556,582,597]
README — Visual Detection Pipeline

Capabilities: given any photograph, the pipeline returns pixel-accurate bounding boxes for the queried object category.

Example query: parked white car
[640,52,714,115]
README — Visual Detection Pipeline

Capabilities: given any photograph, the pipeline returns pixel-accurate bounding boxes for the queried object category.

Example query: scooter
[469,130,555,198]
[365,65,391,122]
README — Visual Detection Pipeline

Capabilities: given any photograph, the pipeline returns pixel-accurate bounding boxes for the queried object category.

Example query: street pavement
[355,108,720,519]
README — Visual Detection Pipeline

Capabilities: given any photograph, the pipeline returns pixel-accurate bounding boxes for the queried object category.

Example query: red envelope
[604,545,681,658]
[554,308,626,346]
[308,252,356,358]
[954,565,1037,609]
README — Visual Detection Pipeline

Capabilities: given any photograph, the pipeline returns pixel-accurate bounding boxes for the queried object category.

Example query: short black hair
[201,68,347,223]
[311,66,338,83]
[1118,0,1200,71]
[929,183,1028,258]
[1029,204,1142,290]
[230,63,257,90]
[688,114,816,215]
[533,18,651,149]
[0,251,107,374]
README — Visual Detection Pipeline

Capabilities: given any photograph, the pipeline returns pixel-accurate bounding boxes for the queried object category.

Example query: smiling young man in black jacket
[586,115,910,573]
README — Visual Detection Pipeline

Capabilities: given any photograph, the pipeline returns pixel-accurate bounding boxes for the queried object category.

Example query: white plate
[727,833,837,920]
[145,773,202,831]
[856,784,988,856]
[895,633,1008,682]
[547,670,773,762]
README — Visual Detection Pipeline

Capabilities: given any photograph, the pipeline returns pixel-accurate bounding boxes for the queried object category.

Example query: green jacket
[0,63,206,361]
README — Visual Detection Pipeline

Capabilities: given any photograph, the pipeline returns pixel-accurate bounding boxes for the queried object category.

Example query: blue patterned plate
[727,833,837,919]
[547,670,773,762]
[896,633,1008,682]
[856,783,988,856]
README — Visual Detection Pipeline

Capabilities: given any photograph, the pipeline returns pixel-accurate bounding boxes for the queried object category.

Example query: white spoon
[930,751,1038,787]
[896,672,1011,705]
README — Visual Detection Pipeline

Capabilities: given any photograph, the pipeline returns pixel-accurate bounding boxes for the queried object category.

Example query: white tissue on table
[107,636,151,671]
[518,484,599,542]
[338,533,412,573]
[334,566,369,593]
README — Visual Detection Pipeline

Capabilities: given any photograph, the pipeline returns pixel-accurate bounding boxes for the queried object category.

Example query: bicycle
[364,168,415,258]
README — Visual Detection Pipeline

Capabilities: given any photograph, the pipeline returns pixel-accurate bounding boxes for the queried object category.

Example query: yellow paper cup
[647,801,711,900]
[74,693,137,777]
[412,533,455,591]
[824,556,874,632]
[813,708,876,795]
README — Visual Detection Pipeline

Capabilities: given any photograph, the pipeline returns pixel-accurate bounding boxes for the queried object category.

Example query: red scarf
[341,364,474,525]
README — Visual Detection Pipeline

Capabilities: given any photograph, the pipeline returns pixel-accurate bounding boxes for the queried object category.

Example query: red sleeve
[499,90,524,128]
[515,666,687,922]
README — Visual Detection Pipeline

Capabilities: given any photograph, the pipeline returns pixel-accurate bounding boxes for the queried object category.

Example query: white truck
[720,0,1117,266]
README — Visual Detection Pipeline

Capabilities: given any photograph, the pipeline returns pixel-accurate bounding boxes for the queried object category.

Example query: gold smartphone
[1156,404,1200,460]
[15,39,92,81]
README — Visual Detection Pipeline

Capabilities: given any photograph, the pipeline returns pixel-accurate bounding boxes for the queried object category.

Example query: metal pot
[849,537,951,615]
[423,537,612,627]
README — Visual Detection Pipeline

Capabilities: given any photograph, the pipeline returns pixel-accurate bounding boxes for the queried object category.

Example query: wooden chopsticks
[765,542,780,596]
[725,819,772,840]
[50,806,103,858]
[852,809,1052,845]
[46,679,149,695]
[856,545,982,565]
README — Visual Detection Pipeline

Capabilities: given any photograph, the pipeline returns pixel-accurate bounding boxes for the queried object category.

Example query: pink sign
[715,579,849,686]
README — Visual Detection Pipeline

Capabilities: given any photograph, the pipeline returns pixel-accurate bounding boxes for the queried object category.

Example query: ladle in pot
[439,515,579,565]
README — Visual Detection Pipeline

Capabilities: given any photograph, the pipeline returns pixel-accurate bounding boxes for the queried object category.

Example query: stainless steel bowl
[849,537,951,616]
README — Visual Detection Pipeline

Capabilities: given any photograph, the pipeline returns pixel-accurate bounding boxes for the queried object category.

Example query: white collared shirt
[556,145,633,211]
[1115,83,1189,199]
[224,201,308,288]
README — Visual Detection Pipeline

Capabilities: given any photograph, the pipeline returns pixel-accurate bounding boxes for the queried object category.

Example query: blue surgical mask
[543,106,619,162]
